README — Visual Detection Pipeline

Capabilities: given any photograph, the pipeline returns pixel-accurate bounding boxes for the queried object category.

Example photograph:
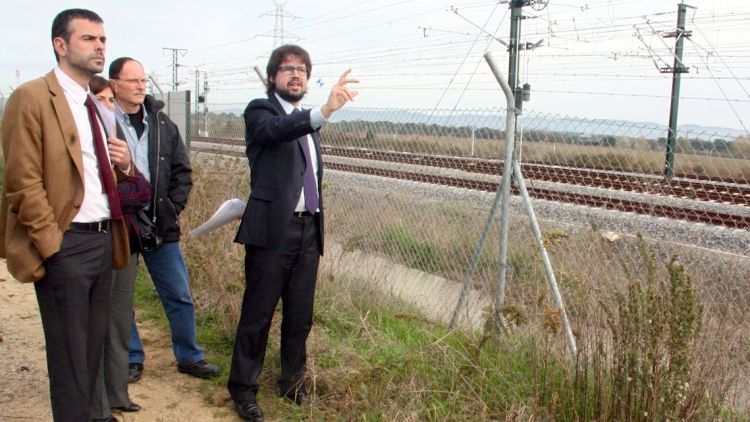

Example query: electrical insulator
[522,83,531,102]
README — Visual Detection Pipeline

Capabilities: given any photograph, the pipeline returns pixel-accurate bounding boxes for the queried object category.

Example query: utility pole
[507,1,524,115]
[193,68,202,136]
[506,0,544,148]
[194,67,200,106]
[202,71,209,136]
[163,47,188,92]
[663,3,695,179]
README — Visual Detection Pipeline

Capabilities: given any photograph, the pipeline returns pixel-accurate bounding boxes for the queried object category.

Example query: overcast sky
[1,0,749,133]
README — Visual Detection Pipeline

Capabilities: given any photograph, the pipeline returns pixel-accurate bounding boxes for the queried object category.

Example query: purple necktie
[293,108,319,213]
[85,95,122,219]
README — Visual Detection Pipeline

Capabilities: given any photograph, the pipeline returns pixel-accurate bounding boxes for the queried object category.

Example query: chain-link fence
[187,102,750,410]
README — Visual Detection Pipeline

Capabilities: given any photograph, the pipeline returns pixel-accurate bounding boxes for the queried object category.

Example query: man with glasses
[229,44,358,422]
[107,57,220,386]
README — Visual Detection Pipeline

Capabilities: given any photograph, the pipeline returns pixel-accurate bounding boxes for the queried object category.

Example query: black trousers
[228,214,320,403]
[34,228,113,422]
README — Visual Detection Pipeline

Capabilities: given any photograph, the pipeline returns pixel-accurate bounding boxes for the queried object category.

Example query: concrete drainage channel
[321,242,490,333]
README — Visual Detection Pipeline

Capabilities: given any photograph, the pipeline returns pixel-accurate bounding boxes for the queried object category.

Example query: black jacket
[142,95,192,243]
[234,95,324,253]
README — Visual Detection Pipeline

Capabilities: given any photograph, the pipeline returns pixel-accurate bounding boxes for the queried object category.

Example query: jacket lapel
[46,71,84,183]
[270,94,308,160]
[268,94,286,115]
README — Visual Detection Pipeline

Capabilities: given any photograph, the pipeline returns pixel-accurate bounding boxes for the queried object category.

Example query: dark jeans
[128,242,204,365]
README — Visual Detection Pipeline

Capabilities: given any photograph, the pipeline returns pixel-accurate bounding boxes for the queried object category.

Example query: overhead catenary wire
[133,0,750,131]
[685,38,750,135]
[425,4,506,123]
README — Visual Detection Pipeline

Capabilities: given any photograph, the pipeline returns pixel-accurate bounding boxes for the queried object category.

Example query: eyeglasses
[278,65,307,76]
[114,78,148,86]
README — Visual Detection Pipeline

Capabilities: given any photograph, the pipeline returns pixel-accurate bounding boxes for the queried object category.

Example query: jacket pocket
[249,186,275,202]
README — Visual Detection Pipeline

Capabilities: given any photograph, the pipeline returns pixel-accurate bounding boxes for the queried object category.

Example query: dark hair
[51,9,103,63]
[109,57,139,79]
[89,75,110,95]
[266,44,311,97]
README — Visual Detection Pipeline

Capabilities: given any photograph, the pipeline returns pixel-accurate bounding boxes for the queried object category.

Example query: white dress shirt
[54,66,111,222]
[274,93,325,213]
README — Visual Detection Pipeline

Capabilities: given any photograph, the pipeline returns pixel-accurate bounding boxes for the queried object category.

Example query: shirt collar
[274,92,299,115]
[114,102,148,124]
[54,66,89,104]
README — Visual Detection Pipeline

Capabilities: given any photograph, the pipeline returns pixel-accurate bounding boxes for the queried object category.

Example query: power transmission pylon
[259,1,300,49]
[163,47,188,92]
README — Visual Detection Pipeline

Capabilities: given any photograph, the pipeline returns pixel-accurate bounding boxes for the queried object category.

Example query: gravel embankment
[325,167,750,258]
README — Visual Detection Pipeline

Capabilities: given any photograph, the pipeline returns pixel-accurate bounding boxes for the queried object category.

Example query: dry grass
[179,154,749,420]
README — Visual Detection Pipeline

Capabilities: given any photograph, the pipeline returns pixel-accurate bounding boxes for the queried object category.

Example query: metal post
[508,0,525,141]
[202,71,209,137]
[194,69,200,138]
[253,65,269,87]
[470,126,476,157]
[664,3,693,179]
[449,186,505,329]
[451,52,578,358]
[512,161,577,357]
[485,52,517,323]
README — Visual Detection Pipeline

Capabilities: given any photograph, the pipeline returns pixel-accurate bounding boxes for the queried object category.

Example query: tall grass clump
[181,154,248,340]
[597,239,731,420]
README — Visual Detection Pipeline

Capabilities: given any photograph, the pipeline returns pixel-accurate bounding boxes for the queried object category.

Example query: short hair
[51,9,103,63]
[89,76,110,95]
[109,57,140,80]
[266,44,311,97]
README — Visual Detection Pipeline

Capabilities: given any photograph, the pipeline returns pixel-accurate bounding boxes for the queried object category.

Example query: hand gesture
[108,137,132,171]
[321,69,359,118]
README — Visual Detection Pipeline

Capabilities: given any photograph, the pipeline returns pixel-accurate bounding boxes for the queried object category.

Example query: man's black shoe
[280,386,309,406]
[113,401,141,412]
[235,400,264,422]
[177,359,220,379]
[128,363,143,383]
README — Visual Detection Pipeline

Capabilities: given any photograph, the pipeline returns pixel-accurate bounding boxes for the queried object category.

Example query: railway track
[321,146,750,207]
[190,136,750,230]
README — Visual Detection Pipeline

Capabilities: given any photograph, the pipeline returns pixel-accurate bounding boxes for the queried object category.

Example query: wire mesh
[188,102,750,409]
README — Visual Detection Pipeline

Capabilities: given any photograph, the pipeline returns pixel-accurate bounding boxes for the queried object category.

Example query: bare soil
[0,259,237,421]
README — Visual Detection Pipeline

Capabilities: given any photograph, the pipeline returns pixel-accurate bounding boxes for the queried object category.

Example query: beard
[275,83,307,103]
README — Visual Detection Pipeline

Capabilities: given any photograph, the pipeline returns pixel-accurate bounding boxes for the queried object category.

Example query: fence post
[487,51,577,358]
[485,52,518,327]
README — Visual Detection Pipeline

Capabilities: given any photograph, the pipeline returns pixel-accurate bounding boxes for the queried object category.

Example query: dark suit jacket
[0,71,131,282]
[235,95,324,254]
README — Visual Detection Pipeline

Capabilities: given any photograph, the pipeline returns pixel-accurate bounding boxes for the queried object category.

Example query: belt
[69,220,110,232]
[293,211,313,218]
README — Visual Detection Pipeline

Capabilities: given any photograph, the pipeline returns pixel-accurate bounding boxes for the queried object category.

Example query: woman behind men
[89,75,150,422]
[91,76,115,111]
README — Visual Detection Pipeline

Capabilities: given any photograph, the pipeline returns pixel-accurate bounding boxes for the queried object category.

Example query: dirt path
[0,259,236,422]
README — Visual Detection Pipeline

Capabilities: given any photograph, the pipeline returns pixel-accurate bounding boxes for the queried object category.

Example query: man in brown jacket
[0,8,133,421]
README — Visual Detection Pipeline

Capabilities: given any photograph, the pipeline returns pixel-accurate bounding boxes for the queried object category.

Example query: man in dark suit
[228,44,358,421]
[0,9,133,421]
